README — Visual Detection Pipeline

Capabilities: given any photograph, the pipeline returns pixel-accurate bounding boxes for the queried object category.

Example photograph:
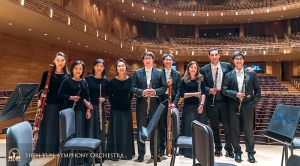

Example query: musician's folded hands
[236,92,245,100]
[142,88,156,97]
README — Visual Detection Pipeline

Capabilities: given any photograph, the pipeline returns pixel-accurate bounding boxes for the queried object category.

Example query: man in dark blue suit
[131,52,167,162]
[200,48,234,158]
[158,53,181,157]
[222,51,261,163]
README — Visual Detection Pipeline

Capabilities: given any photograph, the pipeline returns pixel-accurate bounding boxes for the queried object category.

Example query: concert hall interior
[1,0,300,165]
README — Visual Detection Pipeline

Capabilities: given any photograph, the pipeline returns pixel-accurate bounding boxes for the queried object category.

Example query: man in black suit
[222,51,261,163]
[131,52,167,162]
[200,48,234,158]
[158,53,181,156]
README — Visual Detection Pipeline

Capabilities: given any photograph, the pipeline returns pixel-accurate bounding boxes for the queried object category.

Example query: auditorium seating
[258,75,288,92]
[170,36,276,46]
[290,34,300,42]
[290,76,300,89]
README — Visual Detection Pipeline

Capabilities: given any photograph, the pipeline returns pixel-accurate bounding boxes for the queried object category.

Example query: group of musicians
[35,48,260,165]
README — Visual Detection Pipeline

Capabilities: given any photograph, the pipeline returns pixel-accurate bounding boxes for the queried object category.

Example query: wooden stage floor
[1,139,300,166]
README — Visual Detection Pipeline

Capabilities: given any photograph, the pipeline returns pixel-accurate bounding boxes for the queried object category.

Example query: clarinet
[72,89,81,110]
[32,64,54,152]
[237,71,247,115]
[167,78,172,157]
[146,80,152,118]
[99,84,103,130]
[211,67,218,106]
[197,77,202,105]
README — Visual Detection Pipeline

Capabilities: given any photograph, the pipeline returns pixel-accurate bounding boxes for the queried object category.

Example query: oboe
[72,89,81,110]
[237,71,247,115]
[32,64,54,152]
[99,84,103,130]
[167,78,172,157]
[211,67,218,106]
[146,80,152,118]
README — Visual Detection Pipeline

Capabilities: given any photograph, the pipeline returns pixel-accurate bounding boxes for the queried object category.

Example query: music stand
[262,104,300,166]
[139,103,165,166]
[0,83,39,122]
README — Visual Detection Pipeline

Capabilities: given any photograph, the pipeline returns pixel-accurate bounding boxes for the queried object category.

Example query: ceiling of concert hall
[0,0,299,63]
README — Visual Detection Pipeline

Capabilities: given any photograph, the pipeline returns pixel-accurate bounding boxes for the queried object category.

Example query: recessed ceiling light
[93,48,95,49]
[68,40,71,42]
[8,23,12,25]
[104,51,106,52]
[281,15,283,17]
[278,19,280,20]
[143,16,144,17]
[28,29,32,31]
[154,18,155,19]
[57,37,60,39]
[249,19,251,20]
[86,46,88,47]
[78,43,80,45]
[44,34,47,36]
[134,13,135,15]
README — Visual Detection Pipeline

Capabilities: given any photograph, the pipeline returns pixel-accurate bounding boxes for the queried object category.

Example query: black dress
[179,79,207,158]
[85,76,109,162]
[35,71,68,154]
[58,77,90,165]
[106,77,135,160]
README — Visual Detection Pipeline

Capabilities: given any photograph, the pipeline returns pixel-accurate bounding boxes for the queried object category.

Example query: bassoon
[167,78,172,157]
[32,64,54,152]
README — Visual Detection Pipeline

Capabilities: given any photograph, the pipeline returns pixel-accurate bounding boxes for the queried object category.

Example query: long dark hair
[70,60,85,78]
[51,52,69,77]
[92,59,106,78]
[115,58,128,76]
[183,61,204,83]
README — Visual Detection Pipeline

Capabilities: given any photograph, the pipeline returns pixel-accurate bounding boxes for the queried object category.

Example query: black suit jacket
[200,61,233,95]
[131,67,167,97]
[222,69,261,105]
[160,68,181,105]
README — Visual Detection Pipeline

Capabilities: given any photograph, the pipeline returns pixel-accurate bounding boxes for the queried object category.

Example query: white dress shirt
[236,68,245,92]
[211,62,223,90]
[165,68,171,94]
[145,67,152,87]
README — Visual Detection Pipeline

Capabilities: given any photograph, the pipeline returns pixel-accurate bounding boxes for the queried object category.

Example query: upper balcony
[101,0,300,24]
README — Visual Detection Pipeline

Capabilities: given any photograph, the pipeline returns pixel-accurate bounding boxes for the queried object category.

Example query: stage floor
[1,139,300,166]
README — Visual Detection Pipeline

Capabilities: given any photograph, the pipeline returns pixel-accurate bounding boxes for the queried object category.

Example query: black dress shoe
[151,155,161,162]
[214,151,222,157]
[225,151,234,158]
[138,155,144,162]
[248,154,256,163]
[235,154,242,163]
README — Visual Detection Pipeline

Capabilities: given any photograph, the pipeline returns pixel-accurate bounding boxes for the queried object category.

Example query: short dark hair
[141,52,155,60]
[70,60,85,78]
[92,59,106,78]
[162,53,174,60]
[231,51,245,60]
[208,48,219,55]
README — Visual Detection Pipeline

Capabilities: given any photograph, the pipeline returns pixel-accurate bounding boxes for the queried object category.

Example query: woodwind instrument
[72,89,81,110]
[197,78,202,105]
[211,67,218,106]
[167,78,172,157]
[146,80,152,117]
[32,64,54,152]
[237,71,247,115]
[99,84,103,130]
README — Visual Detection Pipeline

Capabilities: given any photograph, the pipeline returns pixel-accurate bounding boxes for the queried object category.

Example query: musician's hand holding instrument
[98,97,105,103]
[86,109,91,119]
[84,99,93,109]
[70,96,80,102]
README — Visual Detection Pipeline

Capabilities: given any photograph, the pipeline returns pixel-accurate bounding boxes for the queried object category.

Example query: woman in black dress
[58,60,93,165]
[35,52,69,154]
[106,58,135,161]
[85,59,109,163]
[179,61,206,158]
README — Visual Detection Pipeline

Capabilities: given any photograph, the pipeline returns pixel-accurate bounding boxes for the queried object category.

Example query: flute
[237,71,247,115]
[211,67,218,106]
[167,78,172,157]
[146,80,152,118]
[72,89,81,110]
[99,84,103,130]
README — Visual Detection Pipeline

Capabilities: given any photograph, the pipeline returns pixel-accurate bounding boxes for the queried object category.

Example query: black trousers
[229,100,256,155]
[158,94,168,152]
[136,97,160,156]
[206,97,232,152]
